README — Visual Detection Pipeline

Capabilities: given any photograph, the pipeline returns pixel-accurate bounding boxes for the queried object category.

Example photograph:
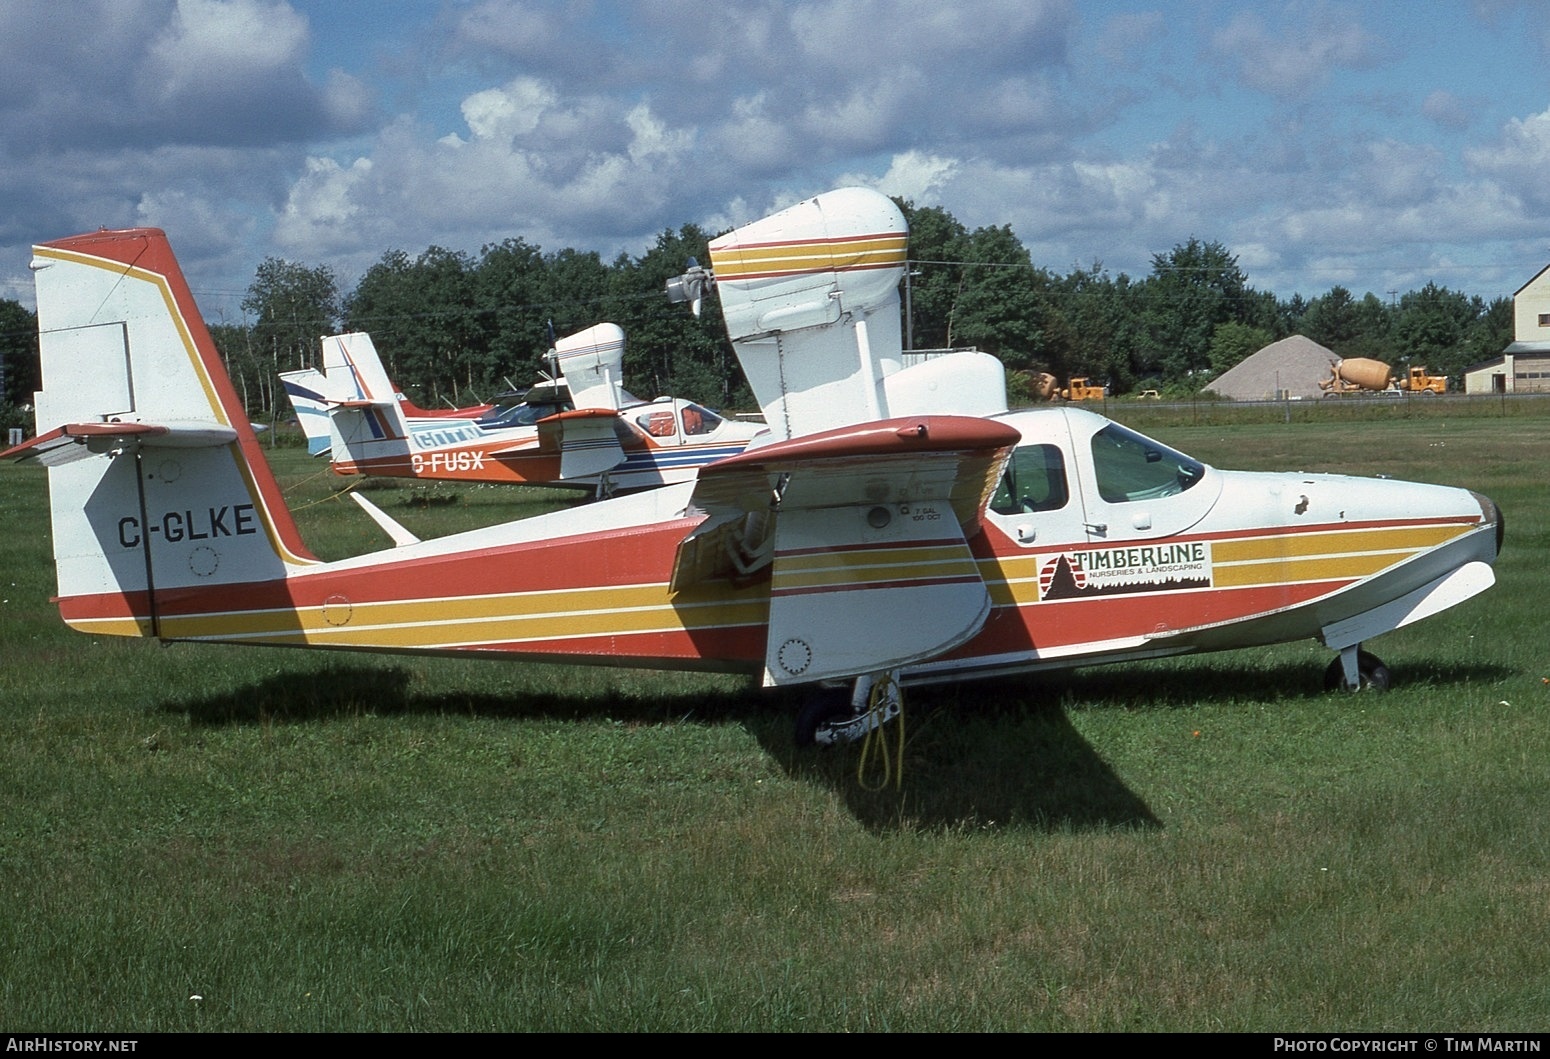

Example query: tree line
[0,199,1520,429]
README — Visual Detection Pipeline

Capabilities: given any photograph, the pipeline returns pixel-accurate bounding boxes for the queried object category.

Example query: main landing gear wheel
[794,687,851,748]
[793,674,903,748]
[1324,649,1390,692]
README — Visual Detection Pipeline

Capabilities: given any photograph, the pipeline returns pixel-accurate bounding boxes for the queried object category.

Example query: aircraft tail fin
[318,332,413,463]
[20,228,315,637]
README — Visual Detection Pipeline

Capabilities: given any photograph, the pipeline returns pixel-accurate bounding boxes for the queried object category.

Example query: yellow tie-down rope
[857,671,905,791]
[281,464,357,511]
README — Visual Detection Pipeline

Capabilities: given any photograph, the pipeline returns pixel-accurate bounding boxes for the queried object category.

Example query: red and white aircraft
[281,322,762,495]
[6,188,1501,744]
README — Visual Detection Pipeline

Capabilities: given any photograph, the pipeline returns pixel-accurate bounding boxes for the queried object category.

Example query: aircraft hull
[48,473,1497,684]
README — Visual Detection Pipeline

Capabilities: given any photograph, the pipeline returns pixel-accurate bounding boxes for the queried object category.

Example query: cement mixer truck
[1319,359,1448,395]
[1319,357,1393,395]
[1059,376,1107,401]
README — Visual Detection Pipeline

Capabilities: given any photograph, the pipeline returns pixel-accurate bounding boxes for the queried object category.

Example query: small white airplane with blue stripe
[279,322,763,496]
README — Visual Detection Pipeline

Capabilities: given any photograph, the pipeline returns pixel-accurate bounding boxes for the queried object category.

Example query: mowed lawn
[1,406,1547,1031]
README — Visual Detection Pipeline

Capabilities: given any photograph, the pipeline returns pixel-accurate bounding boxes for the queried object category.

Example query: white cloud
[625,103,693,162]
[863,151,960,204]
[713,95,800,173]
[460,78,556,142]
[1211,4,1380,97]
[274,155,373,242]
[450,0,569,59]
[1465,107,1550,210]
[6,0,1549,313]
[143,0,310,103]
[1422,89,1473,131]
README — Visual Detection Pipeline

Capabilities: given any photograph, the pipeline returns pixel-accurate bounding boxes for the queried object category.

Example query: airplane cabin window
[991,444,1069,515]
[1089,423,1204,503]
[681,404,722,436]
[639,410,677,437]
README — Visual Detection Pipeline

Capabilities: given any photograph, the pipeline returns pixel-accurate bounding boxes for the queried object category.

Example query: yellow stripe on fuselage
[1211,524,1466,563]
[976,522,1473,604]
[1210,524,1470,588]
[151,582,767,648]
[773,543,978,593]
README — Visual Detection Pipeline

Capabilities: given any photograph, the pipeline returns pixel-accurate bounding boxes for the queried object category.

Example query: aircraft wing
[671,415,1020,685]
[535,408,628,480]
[3,420,238,467]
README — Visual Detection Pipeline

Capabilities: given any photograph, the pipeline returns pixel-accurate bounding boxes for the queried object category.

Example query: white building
[1463,265,1550,394]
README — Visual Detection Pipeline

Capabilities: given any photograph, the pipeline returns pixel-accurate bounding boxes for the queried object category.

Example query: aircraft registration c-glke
[5,187,1501,746]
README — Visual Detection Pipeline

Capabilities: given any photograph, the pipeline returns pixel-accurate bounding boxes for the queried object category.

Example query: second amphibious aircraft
[282,322,762,496]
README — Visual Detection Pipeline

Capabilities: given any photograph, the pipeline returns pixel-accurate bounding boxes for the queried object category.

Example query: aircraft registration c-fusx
[5,188,1501,745]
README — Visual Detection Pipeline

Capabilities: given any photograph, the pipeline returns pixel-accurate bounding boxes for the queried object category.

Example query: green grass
[1,410,1547,1030]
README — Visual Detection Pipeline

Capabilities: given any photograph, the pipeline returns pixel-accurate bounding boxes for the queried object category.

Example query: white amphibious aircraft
[5,188,1500,745]
[280,323,761,495]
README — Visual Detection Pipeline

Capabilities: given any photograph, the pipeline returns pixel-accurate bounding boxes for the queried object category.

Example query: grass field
[1,405,1547,1031]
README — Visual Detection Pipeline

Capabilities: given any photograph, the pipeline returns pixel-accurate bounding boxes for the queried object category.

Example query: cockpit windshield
[1089,423,1204,503]
[477,396,572,428]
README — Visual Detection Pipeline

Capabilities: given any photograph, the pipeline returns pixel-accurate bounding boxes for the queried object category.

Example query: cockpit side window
[991,444,1070,515]
[1089,423,1204,503]
[681,403,723,436]
[638,410,677,437]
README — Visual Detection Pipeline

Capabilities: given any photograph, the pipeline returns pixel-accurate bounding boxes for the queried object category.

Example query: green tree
[1394,282,1479,380]
[609,224,746,408]
[1208,321,1274,375]
[1344,292,1396,361]
[1056,265,1148,393]
[242,258,340,384]
[941,224,1048,361]
[208,321,270,417]
[345,247,487,407]
[1461,296,1513,367]
[1140,239,1252,382]
[1301,286,1359,351]
[0,298,39,428]
[474,237,552,388]
[895,200,967,351]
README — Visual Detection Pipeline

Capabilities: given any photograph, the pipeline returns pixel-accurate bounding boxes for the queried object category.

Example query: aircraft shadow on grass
[159,656,1509,834]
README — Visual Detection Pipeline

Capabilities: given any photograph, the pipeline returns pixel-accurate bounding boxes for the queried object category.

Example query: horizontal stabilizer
[4,420,238,466]
[279,368,333,456]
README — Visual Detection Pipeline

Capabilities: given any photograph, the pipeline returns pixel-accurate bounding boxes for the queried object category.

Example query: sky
[3,0,1550,320]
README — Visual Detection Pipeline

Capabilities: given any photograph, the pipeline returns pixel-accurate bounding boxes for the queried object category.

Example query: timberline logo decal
[1038,542,1212,600]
